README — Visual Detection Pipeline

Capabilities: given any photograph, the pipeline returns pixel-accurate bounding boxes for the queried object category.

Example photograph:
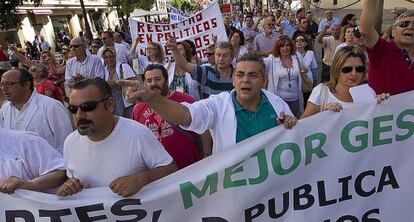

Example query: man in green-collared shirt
[232,90,278,142]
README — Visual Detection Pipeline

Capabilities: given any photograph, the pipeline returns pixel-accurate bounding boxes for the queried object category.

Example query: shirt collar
[232,90,268,112]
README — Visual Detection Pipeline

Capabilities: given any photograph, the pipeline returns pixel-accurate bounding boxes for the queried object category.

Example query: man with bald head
[65,37,105,87]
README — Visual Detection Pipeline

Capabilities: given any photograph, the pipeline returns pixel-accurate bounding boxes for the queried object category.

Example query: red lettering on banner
[146,34,153,42]
[203,35,210,45]
[194,37,202,48]
[157,33,163,42]
[196,50,203,58]
[196,24,203,33]
[147,24,153,32]
[138,34,145,43]
[196,13,203,22]
[171,23,177,30]
[155,25,162,32]
[137,22,145,32]
[203,21,210,31]
[183,28,191,36]
[211,18,217,28]
[163,25,170,31]
[189,17,195,25]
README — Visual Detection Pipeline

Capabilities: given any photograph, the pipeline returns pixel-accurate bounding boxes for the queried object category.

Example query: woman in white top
[265,36,308,117]
[300,46,389,119]
[294,33,318,107]
[130,40,165,75]
[230,30,248,66]
[102,47,137,118]
[335,24,357,53]
[166,41,201,100]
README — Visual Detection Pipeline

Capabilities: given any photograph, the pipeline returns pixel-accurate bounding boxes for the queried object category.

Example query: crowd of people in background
[0,0,413,199]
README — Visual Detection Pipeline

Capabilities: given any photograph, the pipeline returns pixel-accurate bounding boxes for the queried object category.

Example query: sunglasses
[70,44,81,49]
[341,65,366,74]
[68,97,109,114]
[396,20,414,28]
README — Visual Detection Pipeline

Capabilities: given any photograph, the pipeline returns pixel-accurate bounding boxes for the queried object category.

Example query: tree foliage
[0,0,43,30]
[107,0,155,13]
[170,0,197,13]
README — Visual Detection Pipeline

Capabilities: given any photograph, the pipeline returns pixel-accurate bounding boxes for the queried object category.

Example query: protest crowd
[0,0,413,208]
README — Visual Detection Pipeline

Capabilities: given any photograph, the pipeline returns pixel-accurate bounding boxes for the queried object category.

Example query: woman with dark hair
[29,63,63,102]
[166,41,201,100]
[229,30,248,66]
[183,39,202,64]
[340,14,356,27]
[265,36,307,117]
[294,33,317,106]
[300,46,388,119]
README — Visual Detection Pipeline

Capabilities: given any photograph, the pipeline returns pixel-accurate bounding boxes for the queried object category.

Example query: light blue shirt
[318,17,341,33]
[281,21,297,38]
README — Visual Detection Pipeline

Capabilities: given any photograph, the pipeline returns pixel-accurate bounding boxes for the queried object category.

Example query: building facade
[1,0,120,51]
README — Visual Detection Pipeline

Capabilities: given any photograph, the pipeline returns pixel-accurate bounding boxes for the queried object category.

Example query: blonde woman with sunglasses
[300,46,389,119]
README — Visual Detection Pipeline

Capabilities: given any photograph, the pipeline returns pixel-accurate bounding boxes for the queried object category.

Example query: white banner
[2,91,414,221]
[129,1,228,63]
[168,6,189,23]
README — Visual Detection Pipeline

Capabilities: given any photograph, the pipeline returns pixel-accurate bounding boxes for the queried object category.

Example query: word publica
[179,109,414,209]
[244,166,397,221]
[5,199,161,222]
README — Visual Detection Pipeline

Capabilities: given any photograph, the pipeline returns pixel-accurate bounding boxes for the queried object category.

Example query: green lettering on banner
[180,172,218,209]
[396,109,414,141]
[304,132,328,165]
[373,115,393,146]
[341,120,368,153]
[248,149,269,185]
[272,143,301,175]
[223,161,247,189]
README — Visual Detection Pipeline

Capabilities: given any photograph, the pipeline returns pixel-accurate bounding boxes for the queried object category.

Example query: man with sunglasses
[65,37,105,87]
[57,78,176,198]
[118,53,296,155]
[253,18,280,57]
[0,68,73,154]
[360,1,414,95]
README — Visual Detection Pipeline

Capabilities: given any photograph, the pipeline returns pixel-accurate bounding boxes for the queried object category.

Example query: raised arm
[316,23,330,44]
[130,36,140,58]
[117,80,192,126]
[359,0,380,49]
[165,36,195,74]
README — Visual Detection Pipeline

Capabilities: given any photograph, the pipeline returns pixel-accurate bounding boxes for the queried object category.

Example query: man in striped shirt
[167,37,234,99]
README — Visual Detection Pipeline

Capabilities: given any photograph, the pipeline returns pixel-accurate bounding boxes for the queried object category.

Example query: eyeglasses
[296,39,306,42]
[395,20,414,28]
[205,52,214,57]
[70,44,81,49]
[67,97,110,114]
[234,72,263,79]
[341,65,366,74]
[146,47,156,51]
[0,81,23,89]
[91,45,100,48]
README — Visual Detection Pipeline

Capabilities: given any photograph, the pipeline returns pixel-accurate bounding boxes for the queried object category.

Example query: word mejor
[180,109,414,209]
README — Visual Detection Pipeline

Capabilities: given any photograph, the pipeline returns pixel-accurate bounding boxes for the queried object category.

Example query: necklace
[281,57,293,88]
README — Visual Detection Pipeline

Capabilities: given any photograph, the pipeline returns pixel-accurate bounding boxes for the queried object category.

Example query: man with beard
[57,78,176,197]
[131,64,203,167]
[118,53,296,155]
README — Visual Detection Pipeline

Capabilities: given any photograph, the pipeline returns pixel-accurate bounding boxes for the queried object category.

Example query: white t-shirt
[63,117,173,187]
[308,83,353,107]
[0,129,64,181]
